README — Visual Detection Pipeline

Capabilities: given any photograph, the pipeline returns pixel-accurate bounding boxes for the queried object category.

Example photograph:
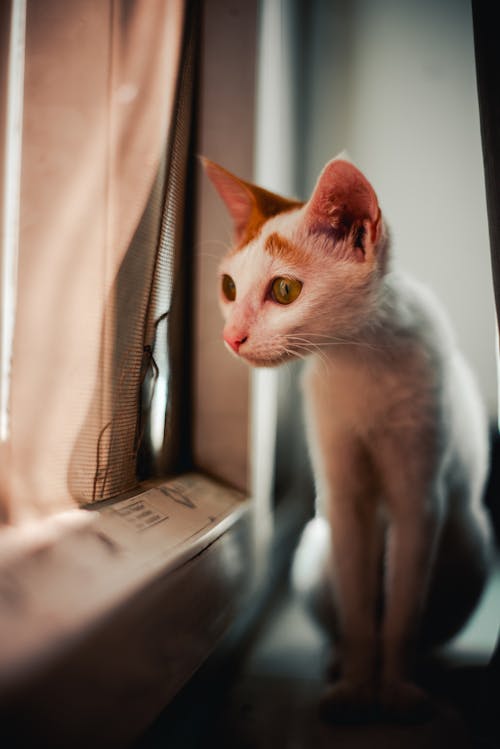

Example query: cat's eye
[271,276,302,305]
[221,274,236,301]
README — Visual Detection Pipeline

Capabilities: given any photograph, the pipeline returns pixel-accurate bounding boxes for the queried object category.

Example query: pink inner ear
[202,158,255,240]
[306,159,379,236]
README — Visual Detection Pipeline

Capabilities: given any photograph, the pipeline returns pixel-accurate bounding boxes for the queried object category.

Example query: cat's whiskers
[282,336,330,375]
[284,333,337,357]
[288,329,382,353]
[281,346,308,365]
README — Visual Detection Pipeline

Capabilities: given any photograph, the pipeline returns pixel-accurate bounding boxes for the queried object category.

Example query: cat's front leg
[313,438,383,720]
[320,492,383,721]
[375,429,445,719]
[303,367,383,720]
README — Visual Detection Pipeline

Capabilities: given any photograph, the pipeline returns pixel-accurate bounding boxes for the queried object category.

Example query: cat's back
[386,273,488,467]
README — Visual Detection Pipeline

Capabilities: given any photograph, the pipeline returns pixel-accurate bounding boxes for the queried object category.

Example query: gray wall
[298,0,497,417]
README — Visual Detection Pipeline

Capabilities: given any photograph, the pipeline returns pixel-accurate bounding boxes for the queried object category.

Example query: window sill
[0,472,253,747]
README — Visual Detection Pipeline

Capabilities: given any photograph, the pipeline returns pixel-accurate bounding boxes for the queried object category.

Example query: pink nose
[224,332,248,353]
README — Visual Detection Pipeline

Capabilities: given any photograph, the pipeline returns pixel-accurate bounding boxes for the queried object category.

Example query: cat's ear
[201,158,256,243]
[201,157,303,246]
[305,159,382,261]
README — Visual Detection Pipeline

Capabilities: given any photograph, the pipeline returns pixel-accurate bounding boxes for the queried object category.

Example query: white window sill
[0,472,253,746]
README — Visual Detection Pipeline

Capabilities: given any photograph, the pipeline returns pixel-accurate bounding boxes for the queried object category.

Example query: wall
[300,0,497,417]
[194,0,258,492]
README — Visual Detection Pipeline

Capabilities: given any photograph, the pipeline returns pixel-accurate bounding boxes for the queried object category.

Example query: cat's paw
[319,679,377,724]
[379,680,434,723]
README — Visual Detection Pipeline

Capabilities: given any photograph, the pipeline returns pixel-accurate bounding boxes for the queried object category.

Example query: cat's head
[203,156,388,367]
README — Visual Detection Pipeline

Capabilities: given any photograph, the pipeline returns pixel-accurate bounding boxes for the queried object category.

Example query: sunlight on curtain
[0,0,186,523]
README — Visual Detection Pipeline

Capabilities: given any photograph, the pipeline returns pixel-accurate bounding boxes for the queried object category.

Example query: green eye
[221,274,236,301]
[271,276,302,305]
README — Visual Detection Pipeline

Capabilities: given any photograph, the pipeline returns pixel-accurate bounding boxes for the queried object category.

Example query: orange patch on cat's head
[264,232,309,267]
[201,157,303,250]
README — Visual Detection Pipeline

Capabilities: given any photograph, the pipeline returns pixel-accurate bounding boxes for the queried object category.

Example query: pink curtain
[0,0,186,522]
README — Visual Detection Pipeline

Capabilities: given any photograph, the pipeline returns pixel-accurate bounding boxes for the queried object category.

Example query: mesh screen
[139,13,197,480]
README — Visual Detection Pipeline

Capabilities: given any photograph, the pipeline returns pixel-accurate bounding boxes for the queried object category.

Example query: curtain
[0,0,190,522]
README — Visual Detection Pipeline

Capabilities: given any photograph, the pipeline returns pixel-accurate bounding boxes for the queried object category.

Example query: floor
[136,560,500,749]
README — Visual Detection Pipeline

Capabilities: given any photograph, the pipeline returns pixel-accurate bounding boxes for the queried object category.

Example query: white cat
[203,156,493,721]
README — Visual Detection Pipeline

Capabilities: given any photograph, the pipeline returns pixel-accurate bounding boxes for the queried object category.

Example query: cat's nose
[223,332,248,353]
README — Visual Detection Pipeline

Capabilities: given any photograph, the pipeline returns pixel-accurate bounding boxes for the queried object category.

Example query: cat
[203,155,493,721]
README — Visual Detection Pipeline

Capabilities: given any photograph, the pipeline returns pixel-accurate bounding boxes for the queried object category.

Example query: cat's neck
[318,270,453,365]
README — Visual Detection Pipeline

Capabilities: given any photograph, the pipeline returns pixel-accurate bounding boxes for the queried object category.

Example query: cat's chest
[302,348,434,434]
[304,359,382,426]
